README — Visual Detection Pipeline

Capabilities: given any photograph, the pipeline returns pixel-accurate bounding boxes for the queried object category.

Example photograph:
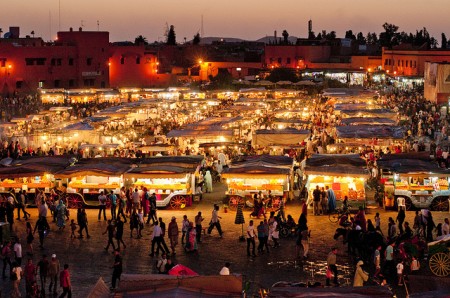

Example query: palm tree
[134,35,148,45]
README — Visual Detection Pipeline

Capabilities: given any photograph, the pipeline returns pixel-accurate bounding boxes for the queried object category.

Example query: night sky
[2,0,448,42]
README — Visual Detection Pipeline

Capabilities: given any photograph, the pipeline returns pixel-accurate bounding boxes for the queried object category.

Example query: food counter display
[221,155,294,210]
[307,175,366,201]
[133,177,191,193]
[227,178,286,196]
[127,173,197,209]
[223,175,290,211]
[0,177,52,190]
[388,174,450,210]
[67,175,122,201]
[0,176,54,205]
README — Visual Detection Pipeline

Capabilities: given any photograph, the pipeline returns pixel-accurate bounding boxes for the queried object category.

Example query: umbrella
[254,80,274,86]
[276,80,293,85]
[235,203,246,241]
[0,157,13,166]
[168,264,199,276]
[294,81,316,86]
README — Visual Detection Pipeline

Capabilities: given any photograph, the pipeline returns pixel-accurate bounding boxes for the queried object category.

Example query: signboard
[82,71,101,77]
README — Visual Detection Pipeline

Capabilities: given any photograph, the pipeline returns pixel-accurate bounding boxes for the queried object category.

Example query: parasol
[234,203,246,241]
[168,264,199,276]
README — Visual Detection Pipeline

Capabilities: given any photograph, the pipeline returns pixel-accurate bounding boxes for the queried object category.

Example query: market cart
[54,157,133,208]
[124,156,204,209]
[378,152,450,211]
[428,236,450,277]
[222,155,294,211]
[0,156,73,205]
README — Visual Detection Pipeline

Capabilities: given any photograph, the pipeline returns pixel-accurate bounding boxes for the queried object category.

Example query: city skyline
[1,0,450,43]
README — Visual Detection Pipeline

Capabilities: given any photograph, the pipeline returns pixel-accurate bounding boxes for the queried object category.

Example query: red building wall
[109,45,165,88]
[382,48,450,76]
[264,45,331,68]
[0,29,112,95]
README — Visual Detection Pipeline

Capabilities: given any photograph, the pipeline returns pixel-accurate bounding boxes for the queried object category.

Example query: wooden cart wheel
[430,197,450,212]
[170,195,187,209]
[67,194,84,209]
[228,196,243,211]
[429,252,450,277]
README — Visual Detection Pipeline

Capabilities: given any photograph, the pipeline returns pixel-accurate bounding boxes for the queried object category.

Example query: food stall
[332,125,405,152]
[0,156,74,204]
[304,154,370,208]
[222,155,294,210]
[252,128,310,150]
[377,152,450,211]
[123,156,204,209]
[137,144,175,157]
[54,158,135,207]
[338,109,397,120]
[39,88,65,104]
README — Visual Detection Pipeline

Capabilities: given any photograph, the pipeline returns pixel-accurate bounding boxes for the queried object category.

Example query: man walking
[48,254,60,295]
[98,191,107,221]
[247,220,256,257]
[207,204,223,237]
[168,216,179,255]
[77,208,90,238]
[194,212,204,243]
[313,186,321,216]
[115,217,126,251]
[103,220,116,252]
[13,238,22,266]
[110,191,117,220]
[149,221,166,257]
[16,190,31,220]
[147,193,158,224]
[326,247,339,286]
[156,217,170,255]
[181,215,190,244]
[59,264,72,298]
[37,254,49,296]
[132,188,140,212]
[111,250,122,290]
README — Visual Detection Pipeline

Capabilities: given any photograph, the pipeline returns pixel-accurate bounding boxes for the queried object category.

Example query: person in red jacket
[59,264,72,298]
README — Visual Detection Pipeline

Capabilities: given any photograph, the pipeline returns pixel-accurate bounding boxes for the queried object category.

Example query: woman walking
[26,222,34,255]
[56,200,67,230]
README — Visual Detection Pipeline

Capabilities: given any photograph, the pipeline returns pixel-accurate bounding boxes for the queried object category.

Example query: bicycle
[328,206,351,223]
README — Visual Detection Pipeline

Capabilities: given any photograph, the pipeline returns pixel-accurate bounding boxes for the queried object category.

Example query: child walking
[70,219,77,238]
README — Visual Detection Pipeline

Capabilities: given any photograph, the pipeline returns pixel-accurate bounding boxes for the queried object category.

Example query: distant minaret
[308,19,312,37]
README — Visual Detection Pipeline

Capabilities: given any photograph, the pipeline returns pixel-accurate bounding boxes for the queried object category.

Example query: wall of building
[198,61,262,81]
[382,48,450,76]
[109,45,161,87]
[264,45,331,69]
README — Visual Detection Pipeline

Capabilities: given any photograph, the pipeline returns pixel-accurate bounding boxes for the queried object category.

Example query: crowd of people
[1,84,450,297]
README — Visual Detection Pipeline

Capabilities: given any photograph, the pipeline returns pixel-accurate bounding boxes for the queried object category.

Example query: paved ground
[2,181,450,297]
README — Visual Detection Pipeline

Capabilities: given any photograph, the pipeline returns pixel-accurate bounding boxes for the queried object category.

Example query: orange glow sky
[2,0,449,43]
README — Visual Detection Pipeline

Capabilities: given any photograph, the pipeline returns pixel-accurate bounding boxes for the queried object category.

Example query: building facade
[382,47,450,76]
